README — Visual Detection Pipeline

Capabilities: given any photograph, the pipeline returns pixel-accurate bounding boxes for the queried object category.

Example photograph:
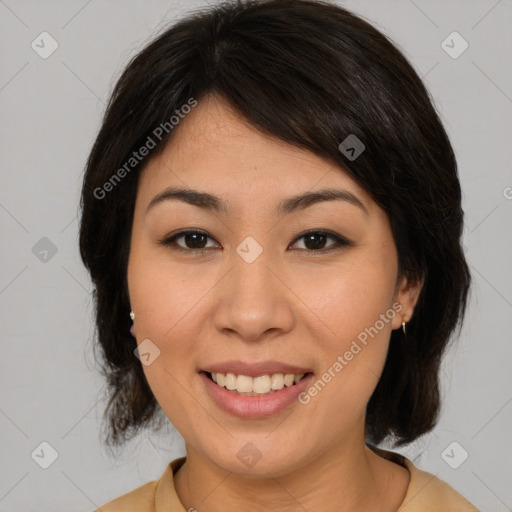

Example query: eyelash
[158,229,351,256]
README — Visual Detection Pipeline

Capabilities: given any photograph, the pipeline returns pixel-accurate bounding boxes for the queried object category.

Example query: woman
[79,0,477,510]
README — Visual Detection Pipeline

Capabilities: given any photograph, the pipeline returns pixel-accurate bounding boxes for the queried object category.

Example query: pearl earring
[129,311,136,337]
[402,321,407,335]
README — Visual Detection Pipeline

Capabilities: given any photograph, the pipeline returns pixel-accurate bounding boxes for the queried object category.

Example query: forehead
[136,94,374,215]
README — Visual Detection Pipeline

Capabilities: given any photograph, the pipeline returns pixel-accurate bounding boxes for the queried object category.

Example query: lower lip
[200,371,314,419]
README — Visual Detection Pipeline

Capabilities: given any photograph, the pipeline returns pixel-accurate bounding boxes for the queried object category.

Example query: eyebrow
[145,186,368,216]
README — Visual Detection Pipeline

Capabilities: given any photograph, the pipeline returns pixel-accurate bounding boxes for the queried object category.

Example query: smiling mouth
[203,371,313,396]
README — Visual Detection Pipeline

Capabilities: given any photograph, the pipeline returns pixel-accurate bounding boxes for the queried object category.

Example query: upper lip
[201,360,314,378]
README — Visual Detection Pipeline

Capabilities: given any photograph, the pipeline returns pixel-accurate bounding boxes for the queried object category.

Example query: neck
[173,433,409,512]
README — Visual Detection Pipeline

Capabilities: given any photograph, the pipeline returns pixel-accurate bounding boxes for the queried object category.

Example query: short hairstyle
[79,0,471,450]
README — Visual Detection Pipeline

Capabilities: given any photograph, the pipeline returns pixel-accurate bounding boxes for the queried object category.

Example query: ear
[391,273,424,330]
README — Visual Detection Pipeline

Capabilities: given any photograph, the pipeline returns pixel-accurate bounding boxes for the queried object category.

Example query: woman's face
[127,94,420,476]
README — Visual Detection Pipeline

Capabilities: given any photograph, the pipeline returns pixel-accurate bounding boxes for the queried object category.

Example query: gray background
[1,0,511,510]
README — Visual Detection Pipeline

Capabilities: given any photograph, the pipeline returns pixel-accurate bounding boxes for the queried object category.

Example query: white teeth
[253,375,271,394]
[225,373,237,390]
[283,374,295,386]
[209,371,307,395]
[236,375,253,393]
[271,373,284,390]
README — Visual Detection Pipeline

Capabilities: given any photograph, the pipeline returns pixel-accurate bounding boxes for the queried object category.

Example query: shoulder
[370,446,478,511]
[399,457,479,511]
[93,457,186,512]
[94,479,158,512]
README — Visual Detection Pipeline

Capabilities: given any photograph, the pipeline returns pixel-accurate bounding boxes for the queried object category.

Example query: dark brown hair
[79,0,471,451]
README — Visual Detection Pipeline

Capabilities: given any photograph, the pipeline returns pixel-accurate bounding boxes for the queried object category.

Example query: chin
[198,435,312,478]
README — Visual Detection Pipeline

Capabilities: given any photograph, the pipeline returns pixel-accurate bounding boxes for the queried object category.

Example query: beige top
[95,454,478,511]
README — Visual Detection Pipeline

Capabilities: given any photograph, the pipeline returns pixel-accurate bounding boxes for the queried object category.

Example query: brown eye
[290,230,350,253]
[178,232,209,249]
[159,229,218,254]
[303,233,330,250]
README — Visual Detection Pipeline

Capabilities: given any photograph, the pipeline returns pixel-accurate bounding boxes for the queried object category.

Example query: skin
[127,94,423,512]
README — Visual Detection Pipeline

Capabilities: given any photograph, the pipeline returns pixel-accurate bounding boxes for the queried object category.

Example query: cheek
[126,245,203,394]
[129,257,204,432]
[297,253,397,404]
[299,253,397,344]
[128,241,205,336]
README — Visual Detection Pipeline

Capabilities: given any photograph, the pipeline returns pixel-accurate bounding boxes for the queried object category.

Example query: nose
[212,246,295,343]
